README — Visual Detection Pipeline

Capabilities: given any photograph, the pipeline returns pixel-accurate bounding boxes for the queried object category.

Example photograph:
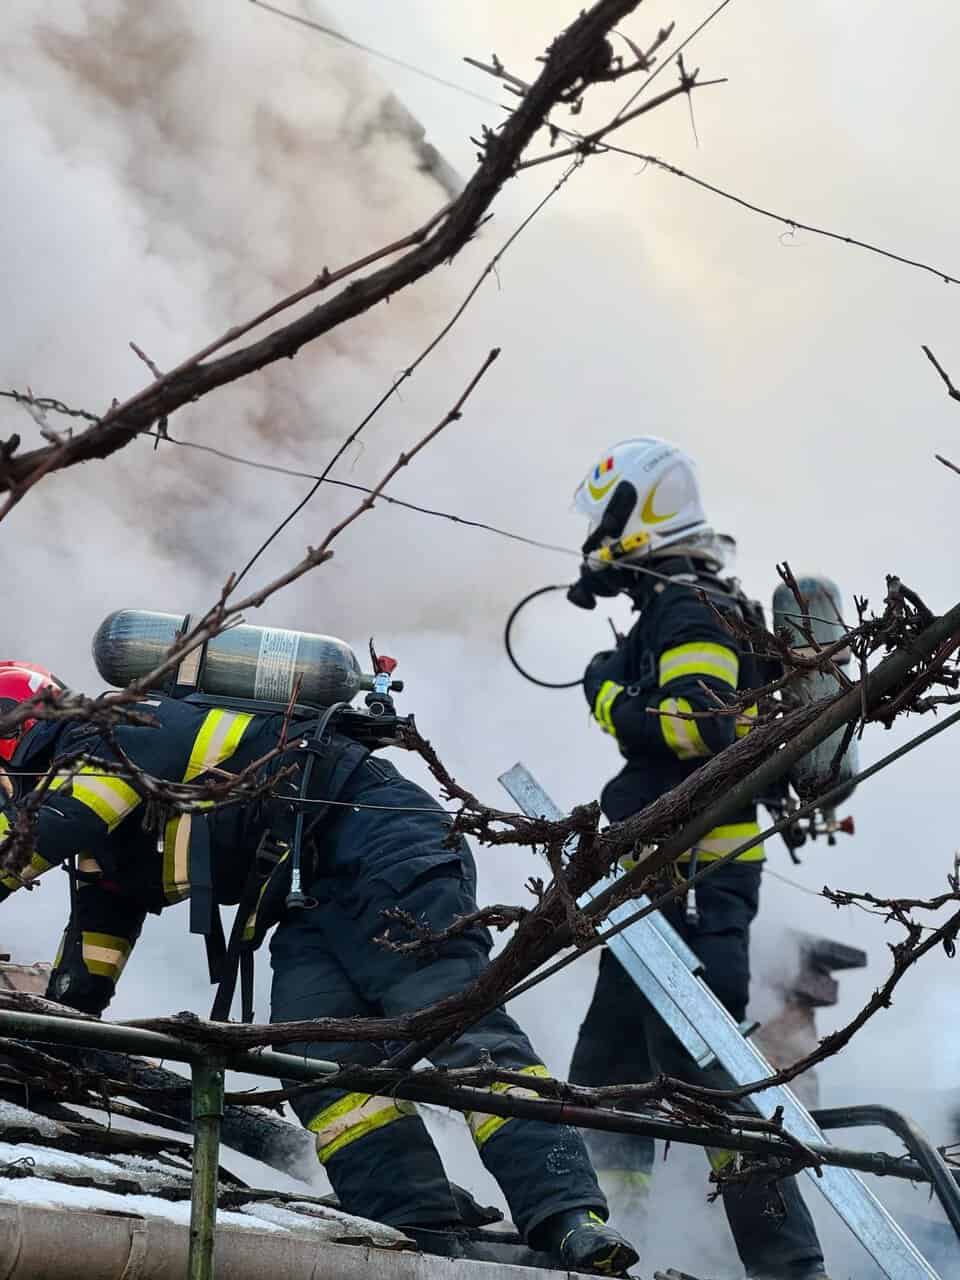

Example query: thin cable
[761,865,827,898]
[248,0,502,108]
[602,149,960,288]
[147,430,843,615]
[612,0,734,123]
[143,429,569,555]
[0,769,461,817]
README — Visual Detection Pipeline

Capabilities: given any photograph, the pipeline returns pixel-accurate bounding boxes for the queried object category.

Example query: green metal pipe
[189,1056,225,1280]
[1,1006,952,1191]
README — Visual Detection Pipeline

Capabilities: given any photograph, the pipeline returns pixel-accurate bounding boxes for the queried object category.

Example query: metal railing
[0,1007,954,1279]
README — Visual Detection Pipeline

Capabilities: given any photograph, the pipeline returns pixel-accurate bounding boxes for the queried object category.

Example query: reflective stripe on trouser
[47,881,147,1016]
[308,1092,417,1163]
[465,1065,550,1147]
[678,820,765,864]
[81,931,132,981]
[270,845,606,1240]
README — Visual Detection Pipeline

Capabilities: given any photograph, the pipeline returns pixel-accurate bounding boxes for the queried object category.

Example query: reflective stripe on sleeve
[308,1092,416,1164]
[81,931,133,980]
[735,702,758,739]
[658,697,711,759]
[592,681,623,737]
[185,710,255,782]
[659,642,739,690]
[679,821,764,863]
[162,814,192,903]
[0,850,53,893]
[48,768,140,831]
[465,1064,550,1148]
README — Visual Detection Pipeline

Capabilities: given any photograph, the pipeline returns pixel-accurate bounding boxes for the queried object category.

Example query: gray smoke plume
[3,1,960,1268]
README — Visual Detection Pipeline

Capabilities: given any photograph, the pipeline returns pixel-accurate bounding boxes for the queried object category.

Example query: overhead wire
[610,0,735,123]
[247,0,503,108]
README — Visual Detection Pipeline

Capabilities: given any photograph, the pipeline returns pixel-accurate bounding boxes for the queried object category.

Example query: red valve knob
[376,655,398,675]
[838,815,855,836]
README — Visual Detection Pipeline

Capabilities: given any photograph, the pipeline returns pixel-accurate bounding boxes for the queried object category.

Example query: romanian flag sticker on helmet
[587,456,618,501]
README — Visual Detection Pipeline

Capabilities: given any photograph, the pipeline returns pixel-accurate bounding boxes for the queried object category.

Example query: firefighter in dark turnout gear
[566,439,830,1280]
[0,665,636,1274]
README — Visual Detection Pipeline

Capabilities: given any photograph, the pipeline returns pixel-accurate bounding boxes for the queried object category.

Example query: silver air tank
[772,575,859,802]
[92,610,367,706]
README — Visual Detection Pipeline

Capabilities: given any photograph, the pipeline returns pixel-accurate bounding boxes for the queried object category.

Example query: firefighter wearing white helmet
[566,438,832,1280]
[574,437,711,565]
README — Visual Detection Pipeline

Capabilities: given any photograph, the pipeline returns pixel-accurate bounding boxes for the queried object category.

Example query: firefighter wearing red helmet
[0,662,64,764]
[0,651,638,1274]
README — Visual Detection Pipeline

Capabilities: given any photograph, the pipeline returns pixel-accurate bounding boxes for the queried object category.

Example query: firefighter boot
[538,1208,639,1275]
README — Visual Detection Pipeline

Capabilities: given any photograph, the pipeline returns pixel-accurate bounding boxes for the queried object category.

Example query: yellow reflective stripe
[81,931,132,980]
[0,849,52,894]
[466,1065,549,1148]
[592,681,623,736]
[708,1147,736,1173]
[162,814,192,903]
[679,821,764,863]
[184,710,254,782]
[49,768,140,831]
[242,850,288,942]
[659,697,710,759]
[22,852,52,883]
[659,642,739,690]
[597,1169,653,1191]
[308,1092,415,1163]
[0,814,14,890]
[735,702,758,739]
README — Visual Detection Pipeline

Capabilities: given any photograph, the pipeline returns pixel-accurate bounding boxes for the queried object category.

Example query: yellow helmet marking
[587,474,619,501]
[640,480,678,525]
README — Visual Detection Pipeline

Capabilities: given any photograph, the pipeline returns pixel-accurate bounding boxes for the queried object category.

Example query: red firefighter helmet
[0,662,65,761]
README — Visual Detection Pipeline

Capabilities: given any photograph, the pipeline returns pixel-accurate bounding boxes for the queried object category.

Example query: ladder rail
[497,763,941,1280]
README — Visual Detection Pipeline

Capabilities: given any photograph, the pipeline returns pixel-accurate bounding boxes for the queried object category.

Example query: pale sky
[2,2,959,1270]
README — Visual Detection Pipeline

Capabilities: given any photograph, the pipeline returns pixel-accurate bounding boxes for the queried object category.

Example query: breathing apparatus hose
[504,584,583,690]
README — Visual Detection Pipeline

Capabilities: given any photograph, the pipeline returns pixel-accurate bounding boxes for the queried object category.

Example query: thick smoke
[3,0,960,1268]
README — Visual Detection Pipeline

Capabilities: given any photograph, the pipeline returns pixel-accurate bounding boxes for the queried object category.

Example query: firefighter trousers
[270,855,605,1241]
[569,861,825,1278]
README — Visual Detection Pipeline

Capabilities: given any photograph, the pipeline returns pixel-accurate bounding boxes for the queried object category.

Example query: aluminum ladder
[498,763,940,1280]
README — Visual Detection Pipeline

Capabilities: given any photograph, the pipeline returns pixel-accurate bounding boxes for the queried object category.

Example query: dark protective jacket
[582,556,764,861]
[0,693,440,1012]
[0,698,611,1237]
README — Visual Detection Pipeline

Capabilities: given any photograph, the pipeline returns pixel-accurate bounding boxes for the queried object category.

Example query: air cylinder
[772,575,859,801]
[92,610,366,706]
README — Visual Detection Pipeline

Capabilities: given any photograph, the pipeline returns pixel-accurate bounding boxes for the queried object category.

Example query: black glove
[567,560,634,610]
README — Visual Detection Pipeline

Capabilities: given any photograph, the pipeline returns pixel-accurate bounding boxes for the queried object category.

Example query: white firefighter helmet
[573,437,712,562]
